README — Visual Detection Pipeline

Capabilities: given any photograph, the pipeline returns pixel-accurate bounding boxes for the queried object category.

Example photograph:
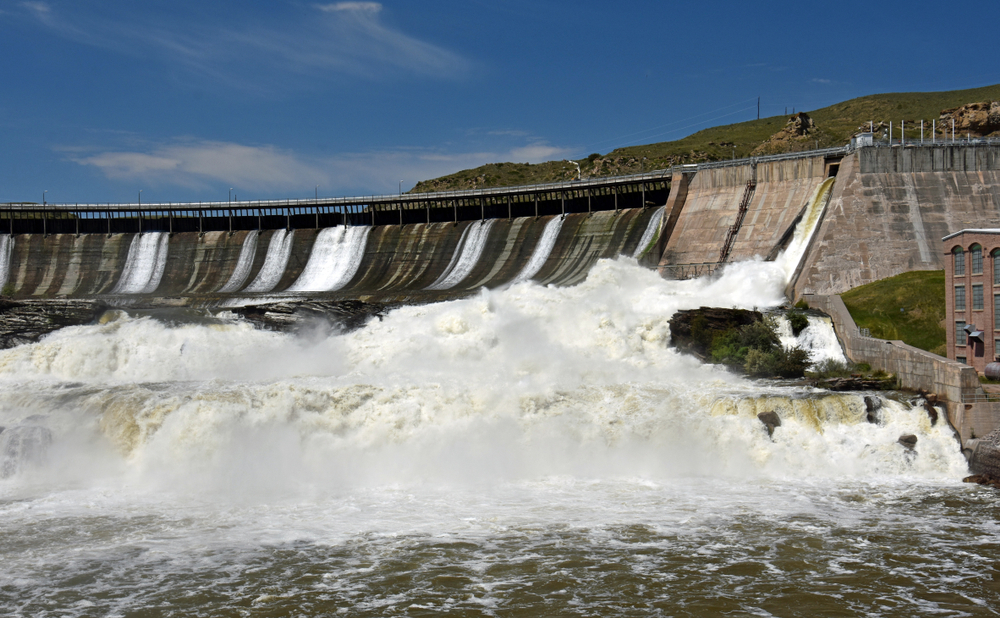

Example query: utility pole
[757,97,760,120]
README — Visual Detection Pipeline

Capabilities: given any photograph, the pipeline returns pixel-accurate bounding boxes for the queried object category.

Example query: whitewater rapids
[0,256,990,617]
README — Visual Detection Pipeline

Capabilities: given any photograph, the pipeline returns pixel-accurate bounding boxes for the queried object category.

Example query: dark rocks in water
[232,300,396,335]
[922,400,939,426]
[0,299,107,350]
[669,307,762,360]
[757,411,781,438]
[816,376,894,391]
[0,425,53,478]
[864,396,882,424]
[963,474,1000,489]
[898,434,918,450]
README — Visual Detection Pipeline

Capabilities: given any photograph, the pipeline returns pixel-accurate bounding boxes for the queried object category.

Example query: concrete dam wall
[0,208,663,303]
[655,144,1000,298]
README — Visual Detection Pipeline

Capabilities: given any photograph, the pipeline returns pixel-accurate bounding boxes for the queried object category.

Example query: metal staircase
[718,165,757,263]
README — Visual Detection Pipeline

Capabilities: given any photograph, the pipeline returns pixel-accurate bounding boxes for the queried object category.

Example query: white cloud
[19,2,468,87]
[71,138,573,195]
[318,2,382,13]
[812,78,832,84]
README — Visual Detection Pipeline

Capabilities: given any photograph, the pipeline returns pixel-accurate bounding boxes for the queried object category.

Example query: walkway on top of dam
[1,145,852,235]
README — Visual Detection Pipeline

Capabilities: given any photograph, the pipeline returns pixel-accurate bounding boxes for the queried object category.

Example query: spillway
[287,226,371,293]
[110,232,169,295]
[426,219,497,290]
[217,230,258,294]
[0,234,12,289]
[243,229,294,293]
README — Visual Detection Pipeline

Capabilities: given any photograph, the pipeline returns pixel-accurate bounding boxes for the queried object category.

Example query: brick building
[943,229,1000,373]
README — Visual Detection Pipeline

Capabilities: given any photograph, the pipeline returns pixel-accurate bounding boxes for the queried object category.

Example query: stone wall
[805,293,1000,446]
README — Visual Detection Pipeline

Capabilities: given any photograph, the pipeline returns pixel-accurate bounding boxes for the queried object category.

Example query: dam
[3,143,1000,616]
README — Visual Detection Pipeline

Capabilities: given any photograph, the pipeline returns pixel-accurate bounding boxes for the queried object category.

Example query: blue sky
[2,0,997,204]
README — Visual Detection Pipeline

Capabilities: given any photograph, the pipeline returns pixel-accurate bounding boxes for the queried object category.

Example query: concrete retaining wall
[804,293,1000,445]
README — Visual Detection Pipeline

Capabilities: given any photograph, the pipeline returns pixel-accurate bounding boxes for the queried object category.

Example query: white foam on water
[777,314,848,367]
[426,219,496,290]
[217,230,259,293]
[0,254,975,616]
[0,234,12,289]
[287,226,371,292]
[110,233,169,294]
[632,207,665,259]
[244,229,294,293]
[510,216,564,284]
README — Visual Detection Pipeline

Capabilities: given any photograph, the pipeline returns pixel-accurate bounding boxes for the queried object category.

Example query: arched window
[972,244,983,274]
[954,246,965,276]
[992,249,1000,285]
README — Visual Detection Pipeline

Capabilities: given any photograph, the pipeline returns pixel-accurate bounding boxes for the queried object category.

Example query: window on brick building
[974,284,984,310]
[954,247,965,275]
[957,355,967,364]
[957,321,967,346]
[955,285,966,311]
[994,250,1000,285]
[972,245,983,274]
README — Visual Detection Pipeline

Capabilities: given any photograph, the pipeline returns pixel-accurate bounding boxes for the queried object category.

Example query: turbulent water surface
[0,254,997,617]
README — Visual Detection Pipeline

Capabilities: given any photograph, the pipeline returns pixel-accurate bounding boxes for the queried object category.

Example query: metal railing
[962,388,1000,403]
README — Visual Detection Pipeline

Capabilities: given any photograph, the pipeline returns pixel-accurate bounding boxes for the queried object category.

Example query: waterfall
[287,226,371,293]
[244,229,294,293]
[775,314,848,367]
[775,177,835,284]
[111,232,169,294]
[426,219,496,290]
[0,425,52,478]
[218,230,259,294]
[510,216,564,284]
[0,234,12,289]
[632,207,665,259]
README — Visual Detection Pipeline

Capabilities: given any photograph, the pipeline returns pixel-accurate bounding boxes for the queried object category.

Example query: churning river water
[0,255,998,617]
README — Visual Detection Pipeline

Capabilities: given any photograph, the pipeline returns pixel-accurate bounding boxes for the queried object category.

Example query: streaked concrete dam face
[0,208,663,304]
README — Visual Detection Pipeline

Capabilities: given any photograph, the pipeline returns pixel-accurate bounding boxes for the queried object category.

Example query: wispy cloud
[17,2,469,89]
[69,138,571,195]
[812,78,832,84]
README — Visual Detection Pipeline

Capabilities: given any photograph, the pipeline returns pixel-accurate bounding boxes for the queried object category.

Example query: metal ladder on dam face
[718,164,757,263]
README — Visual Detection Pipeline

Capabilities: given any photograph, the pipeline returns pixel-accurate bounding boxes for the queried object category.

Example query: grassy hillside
[412,83,1000,193]
[841,270,947,356]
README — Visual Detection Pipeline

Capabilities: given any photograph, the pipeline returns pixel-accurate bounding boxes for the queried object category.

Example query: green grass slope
[412,83,1000,193]
[840,271,947,356]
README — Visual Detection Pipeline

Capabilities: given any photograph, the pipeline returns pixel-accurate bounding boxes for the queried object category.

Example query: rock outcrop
[232,300,394,334]
[751,113,819,156]
[939,101,1000,137]
[0,299,107,349]
[668,307,761,361]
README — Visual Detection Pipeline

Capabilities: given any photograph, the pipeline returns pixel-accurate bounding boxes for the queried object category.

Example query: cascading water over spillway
[510,215,564,284]
[0,235,13,289]
[217,230,259,294]
[111,232,169,294]
[632,206,665,259]
[426,219,497,290]
[243,229,294,293]
[287,226,371,292]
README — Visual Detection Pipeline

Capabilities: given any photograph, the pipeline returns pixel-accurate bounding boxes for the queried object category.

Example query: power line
[579,97,760,152]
